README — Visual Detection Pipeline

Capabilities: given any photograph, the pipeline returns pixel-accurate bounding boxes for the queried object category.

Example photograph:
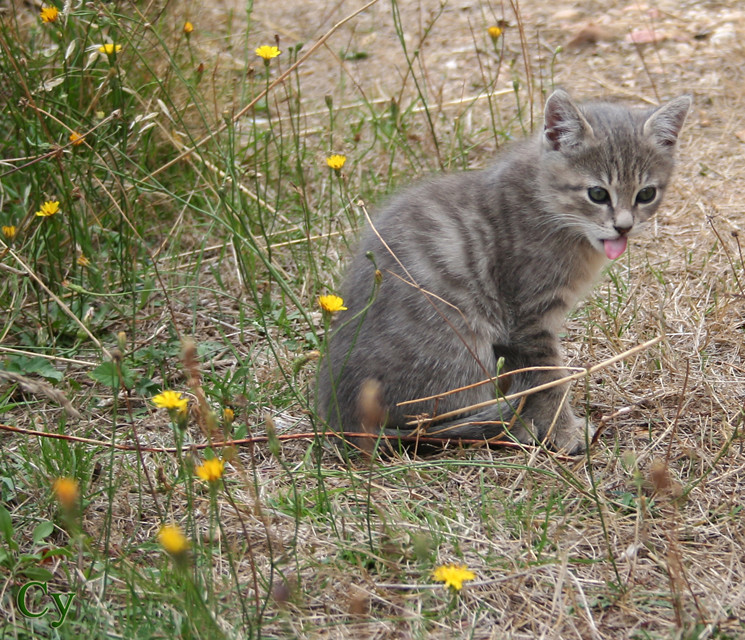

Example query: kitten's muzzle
[612,209,634,236]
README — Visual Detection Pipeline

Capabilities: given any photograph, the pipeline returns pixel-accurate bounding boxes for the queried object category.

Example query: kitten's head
[539,89,691,260]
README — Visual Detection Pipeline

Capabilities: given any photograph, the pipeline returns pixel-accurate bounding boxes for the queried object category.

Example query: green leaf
[0,504,13,543]
[41,546,73,561]
[32,521,55,544]
[340,50,369,61]
[89,361,135,390]
[4,357,63,383]
[88,361,119,388]
[135,377,160,397]
[20,566,55,582]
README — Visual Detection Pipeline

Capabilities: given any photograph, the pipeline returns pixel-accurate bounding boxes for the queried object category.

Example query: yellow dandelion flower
[98,43,122,55]
[183,21,194,35]
[223,407,235,425]
[255,45,281,61]
[158,524,189,555]
[2,225,16,240]
[77,253,90,267]
[40,6,59,23]
[326,154,347,171]
[318,294,347,313]
[152,390,188,413]
[53,477,79,509]
[69,131,85,146]
[196,457,224,483]
[487,26,502,40]
[35,200,60,217]
[432,564,476,591]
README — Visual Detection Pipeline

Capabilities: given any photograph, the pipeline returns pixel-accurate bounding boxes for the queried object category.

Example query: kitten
[317,90,691,454]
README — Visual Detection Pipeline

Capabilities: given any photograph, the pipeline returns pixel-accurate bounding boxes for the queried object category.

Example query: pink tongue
[603,237,627,260]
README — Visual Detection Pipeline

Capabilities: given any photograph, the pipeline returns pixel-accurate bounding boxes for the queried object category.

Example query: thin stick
[398,365,585,405]
[0,345,95,367]
[0,422,578,460]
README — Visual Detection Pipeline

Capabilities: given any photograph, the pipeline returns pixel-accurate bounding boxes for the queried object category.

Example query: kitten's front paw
[550,417,596,455]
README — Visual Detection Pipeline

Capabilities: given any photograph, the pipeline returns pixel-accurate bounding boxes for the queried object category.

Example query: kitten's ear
[543,90,594,151]
[643,95,692,147]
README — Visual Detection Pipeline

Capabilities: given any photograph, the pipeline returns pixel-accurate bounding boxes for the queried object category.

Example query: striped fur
[316,90,691,454]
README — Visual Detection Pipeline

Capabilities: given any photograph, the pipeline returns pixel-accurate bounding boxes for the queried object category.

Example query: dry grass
[3,0,745,638]
[236,2,745,636]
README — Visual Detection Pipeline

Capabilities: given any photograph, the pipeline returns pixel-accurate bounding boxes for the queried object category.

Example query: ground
[3,0,745,638]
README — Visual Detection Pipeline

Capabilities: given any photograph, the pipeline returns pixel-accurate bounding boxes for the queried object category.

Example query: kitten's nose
[614,224,632,236]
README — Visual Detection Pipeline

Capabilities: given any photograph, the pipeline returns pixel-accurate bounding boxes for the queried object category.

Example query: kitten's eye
[587,186,610,204]
[636,186,657,204]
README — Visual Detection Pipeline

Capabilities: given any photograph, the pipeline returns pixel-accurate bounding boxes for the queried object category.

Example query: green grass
[1,1,743,639]
[0,3,523,636]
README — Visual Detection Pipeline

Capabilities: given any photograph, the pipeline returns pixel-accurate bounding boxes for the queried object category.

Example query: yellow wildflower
[326,154,347,171]
[152,390,188,413]
[183,21,194,35]
[40,6,59,23]
[158,524,189,555]
[223,407,235,425]
[35,200,60,217]
[98,43,122,55]
[69,131,85,146]
[2,225,16,240]
[318,294,347,313]
[487,26,502,40]
[196,457,224,483]
[432,564,476,591]
[255,45,281,61]
[53,477,79,509]
[77,253,90,267]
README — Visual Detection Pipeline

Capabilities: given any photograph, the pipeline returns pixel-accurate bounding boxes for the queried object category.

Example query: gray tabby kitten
[317,90,691,454]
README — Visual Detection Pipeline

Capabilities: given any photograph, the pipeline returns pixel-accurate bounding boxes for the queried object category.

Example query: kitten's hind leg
[424,401,523,443]
[418,391,594,455]
[380,398,528,448]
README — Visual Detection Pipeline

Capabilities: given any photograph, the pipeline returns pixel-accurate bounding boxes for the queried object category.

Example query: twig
[706,215,745,297]
[0,423,578,460]
[0,345,95,368]
[398,365,585,405]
